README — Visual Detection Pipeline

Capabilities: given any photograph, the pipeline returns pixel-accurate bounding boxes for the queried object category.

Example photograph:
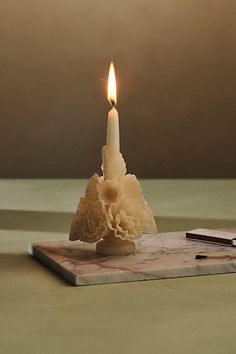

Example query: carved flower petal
[106,200,142,240]
[140,200,157,234]
[98,179,123,205]
[85,174,102,200]
[121,174,142,199]
[102,146,127,180]
[70,198,108,242]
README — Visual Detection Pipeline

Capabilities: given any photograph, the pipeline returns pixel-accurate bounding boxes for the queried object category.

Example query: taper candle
[69,61,157,256]
[106,62,120,151]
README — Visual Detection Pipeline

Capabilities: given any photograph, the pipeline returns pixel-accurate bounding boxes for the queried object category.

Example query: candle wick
[109,99,116,108]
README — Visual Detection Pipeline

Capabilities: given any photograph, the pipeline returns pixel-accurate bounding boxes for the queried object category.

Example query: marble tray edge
[29,244,77,285]
[29,242,236,286]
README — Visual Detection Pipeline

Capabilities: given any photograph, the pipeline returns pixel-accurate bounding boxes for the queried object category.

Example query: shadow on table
[0,209,235,234]
[0,209,73,233]
[158,216,236,233]
[0,252,69,285]
[0,252,36,272]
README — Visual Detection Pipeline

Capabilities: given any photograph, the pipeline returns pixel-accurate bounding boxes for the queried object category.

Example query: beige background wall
[0,0,235,178]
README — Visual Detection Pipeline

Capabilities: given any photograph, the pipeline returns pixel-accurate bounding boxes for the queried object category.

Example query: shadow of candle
[0,209,235,235]
[0,209,73,233]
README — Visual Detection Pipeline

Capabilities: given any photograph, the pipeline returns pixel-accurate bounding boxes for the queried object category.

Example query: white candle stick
[106,107,120,151]
[106,62,120,151]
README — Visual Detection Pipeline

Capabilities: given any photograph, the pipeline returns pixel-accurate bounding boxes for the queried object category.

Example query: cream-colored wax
[106,107,120,151]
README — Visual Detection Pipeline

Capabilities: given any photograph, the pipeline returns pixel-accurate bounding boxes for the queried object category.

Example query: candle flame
[107,62,117,106]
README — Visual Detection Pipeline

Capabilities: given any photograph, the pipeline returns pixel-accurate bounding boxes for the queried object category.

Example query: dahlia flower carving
[69,147,157,246]
[70,198,108,243]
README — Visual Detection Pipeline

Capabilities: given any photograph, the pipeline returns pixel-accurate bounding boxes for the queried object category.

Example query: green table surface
[1,179,236,354]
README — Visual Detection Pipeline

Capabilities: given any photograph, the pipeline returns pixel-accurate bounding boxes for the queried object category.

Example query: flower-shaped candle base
[96,232,135,256]
[69,147,157,256]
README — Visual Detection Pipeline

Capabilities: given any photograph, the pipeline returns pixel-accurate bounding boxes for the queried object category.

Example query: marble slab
[29,231,236,286]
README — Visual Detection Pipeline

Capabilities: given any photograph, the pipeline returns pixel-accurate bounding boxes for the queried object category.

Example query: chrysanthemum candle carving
[69,62,157,256]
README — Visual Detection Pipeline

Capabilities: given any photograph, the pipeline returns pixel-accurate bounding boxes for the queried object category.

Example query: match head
[195,254,208,259]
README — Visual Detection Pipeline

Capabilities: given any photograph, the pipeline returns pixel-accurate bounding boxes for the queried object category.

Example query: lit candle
[69,61,157,257]
[102,62,126,181]
[106,62,120,151]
